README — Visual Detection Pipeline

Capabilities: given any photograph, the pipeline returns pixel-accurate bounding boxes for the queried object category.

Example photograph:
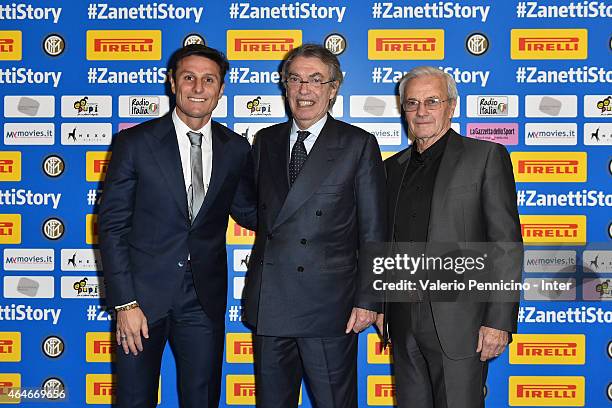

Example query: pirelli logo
[86,374,161,404]
[0,31,22,60]
[0,374,21,403]
[86,214,98,245]
[226,218,255,245]
[0,152,21,181]
[367,333,392,364]
[0,333,21,362]
[520,215,586,246]
[226,375,256,405]
[0,214,21,245]
[511,29,587,60]
[510,334,585,365]
[509,376,585,406]
[367,375,396,406]
[368,29,444,60]
[511,152,586,182]
[227,30,302,60]
[87,30,162,60]
[86,151,112,182]
[226,333,254,363]
[86,332,115,362]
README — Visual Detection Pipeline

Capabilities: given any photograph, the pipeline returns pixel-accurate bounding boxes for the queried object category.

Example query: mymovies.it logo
[524,123,577,146]
[3,248,54,271]
[61,96,112,118]
[3,123,54,145]
[118,96,169,118]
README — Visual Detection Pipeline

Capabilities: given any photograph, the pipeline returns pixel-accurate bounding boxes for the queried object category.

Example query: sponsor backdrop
[0,0,610,406]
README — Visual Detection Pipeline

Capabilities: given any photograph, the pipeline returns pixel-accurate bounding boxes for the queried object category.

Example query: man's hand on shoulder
[116,307,149,356]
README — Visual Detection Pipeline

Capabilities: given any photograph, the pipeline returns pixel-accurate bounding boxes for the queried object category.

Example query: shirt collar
[172,108,212,142]
[291,114,328,139]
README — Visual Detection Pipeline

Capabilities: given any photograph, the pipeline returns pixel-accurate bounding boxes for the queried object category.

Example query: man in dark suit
[384,66,522,408]
[98,45,256,408]
[244,44,386,408]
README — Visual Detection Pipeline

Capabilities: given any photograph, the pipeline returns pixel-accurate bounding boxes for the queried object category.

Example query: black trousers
[114,268,224,408]
[390,302,488,408]
[253,333,357,408]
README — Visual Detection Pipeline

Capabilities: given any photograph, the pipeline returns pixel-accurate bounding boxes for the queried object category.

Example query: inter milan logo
[43,34,65,57]
[183,34,205,47]
[42,155,65,177]
[324,33,347,55]
[466,33,489,56]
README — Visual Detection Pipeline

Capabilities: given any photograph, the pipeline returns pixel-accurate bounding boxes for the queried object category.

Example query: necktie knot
[187,131,203,147]
[297,130,310,143]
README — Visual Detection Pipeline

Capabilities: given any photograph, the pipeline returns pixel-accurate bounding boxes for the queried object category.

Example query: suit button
[178,261,185,267]
[262,204,267,210]
[316,210,322,216]
[297,266,304,272]
[300,239,307,245]
[267,233,273,240]
[260,260,264,265]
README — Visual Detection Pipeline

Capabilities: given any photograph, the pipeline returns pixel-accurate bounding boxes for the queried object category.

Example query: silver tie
[187,131,205,223]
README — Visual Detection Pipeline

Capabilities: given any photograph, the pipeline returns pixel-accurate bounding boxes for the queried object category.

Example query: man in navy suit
[244,44,386,408]
[99,45,256,408]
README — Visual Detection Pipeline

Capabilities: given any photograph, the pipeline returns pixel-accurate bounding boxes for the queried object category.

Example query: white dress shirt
[289,114,327,155]
[172,109,213,197]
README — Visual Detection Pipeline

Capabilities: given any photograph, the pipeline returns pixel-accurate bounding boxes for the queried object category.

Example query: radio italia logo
[511,29,587,60]
[86,30,161,60]
[227,30,302,60]
[509,376,584,406]
[0,31,22,60]
[510,334,585,365]
[368,29,444,60]
[520,215,586,246]
[511,152,586,182]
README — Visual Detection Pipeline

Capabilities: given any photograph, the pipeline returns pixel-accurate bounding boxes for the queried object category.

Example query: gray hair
[281,43,343,108]
[398,66,458,102]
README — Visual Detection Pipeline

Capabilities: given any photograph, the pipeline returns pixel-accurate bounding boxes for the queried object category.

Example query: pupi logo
[43,218,64,240]
[596,96,611,114]
[246,97,271,116]
[42,336,64,358]
[73,97,98,115]
[596,279,611,298]
[73,277,99,296]
[325,33,346,55]
[42,155,65,177]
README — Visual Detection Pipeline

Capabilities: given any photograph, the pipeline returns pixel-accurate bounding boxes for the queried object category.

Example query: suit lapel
[389,147,412,241]
[428,130,464,232]
[147,114,189,220]
[192,121,230,225]
[273,116,342,229]
[266,121,291,204]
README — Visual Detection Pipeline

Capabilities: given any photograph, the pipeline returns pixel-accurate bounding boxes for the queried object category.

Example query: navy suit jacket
[99,113,256,324]
[244,115,386,337]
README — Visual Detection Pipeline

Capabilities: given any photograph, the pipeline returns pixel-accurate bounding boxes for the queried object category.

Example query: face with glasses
[402,75,456,143]
[284,56,338,130]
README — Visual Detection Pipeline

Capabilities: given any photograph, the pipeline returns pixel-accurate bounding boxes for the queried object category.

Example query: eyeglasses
[402,97,450,112]
[284,74,336,89]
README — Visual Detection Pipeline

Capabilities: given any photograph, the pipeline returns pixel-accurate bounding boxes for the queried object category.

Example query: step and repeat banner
[0,0,611,406]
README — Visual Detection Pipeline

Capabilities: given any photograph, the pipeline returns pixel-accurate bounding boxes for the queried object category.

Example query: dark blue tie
[289,131,310,185]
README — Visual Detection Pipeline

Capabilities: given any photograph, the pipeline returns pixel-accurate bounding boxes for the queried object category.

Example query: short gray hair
[398,66,458,103]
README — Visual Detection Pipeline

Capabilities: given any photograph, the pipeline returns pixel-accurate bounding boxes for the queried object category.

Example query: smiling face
[402,74,456,143]
[285,56,338,130]
[170,55,225,130]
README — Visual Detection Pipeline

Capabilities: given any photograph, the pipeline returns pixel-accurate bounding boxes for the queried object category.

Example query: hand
[345,307,377,334]
[375,313,385,336]
[476,326,508,361]
[116,307,149,356]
